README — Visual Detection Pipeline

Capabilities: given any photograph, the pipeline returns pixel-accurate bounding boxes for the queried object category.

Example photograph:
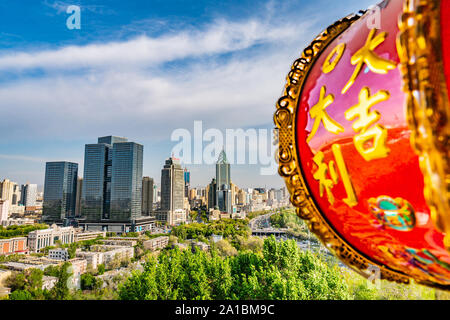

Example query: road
[248,211,276,230]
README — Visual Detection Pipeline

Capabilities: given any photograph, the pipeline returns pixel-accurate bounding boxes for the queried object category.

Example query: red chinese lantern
[275,0,450,289]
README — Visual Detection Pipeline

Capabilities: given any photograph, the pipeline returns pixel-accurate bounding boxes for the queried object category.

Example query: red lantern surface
[275,0,450,288]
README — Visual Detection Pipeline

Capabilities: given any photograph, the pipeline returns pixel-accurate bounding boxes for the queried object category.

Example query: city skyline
[0,0,376,189]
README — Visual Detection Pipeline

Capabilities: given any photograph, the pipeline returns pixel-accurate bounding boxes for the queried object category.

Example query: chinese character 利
[312,144,358,207]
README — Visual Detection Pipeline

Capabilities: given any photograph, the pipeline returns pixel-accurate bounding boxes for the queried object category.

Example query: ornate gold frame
[274,7,450,290]
[397,0,450,250]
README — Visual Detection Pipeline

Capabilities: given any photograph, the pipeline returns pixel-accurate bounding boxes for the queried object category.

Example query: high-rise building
[0,200,9,223]
[153,184,158,203]
[75,177,83,217]
[80,136,152,233]
[11,184,21,205]
[0,179,20,205]
[188,188,197,201]
[81,136,127,222]
[142,177,154,216]
[184,168,190,198]
[21,183,37,207]
[43,162,78,224]
[110,141,143,221]
[207,178,217,210]
[159,157,185,225]
[216,150,232,214]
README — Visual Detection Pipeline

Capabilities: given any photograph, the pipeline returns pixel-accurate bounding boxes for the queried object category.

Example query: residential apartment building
[0,237,27,255]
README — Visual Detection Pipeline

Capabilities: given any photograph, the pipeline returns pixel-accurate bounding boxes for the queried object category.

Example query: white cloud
[0,17,311,143]
[0,13,315,187]
[0,19,302,72]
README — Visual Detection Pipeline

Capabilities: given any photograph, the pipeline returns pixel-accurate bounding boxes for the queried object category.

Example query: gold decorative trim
[273,12,412,286]
[397,0,450,251]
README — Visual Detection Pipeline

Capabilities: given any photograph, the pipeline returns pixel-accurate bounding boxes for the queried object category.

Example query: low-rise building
[69,258,87,278]
[48,248,69,261]
[76,251,104,270]
[74,230,106,242]
[143,236,169,251]
[1,218,36,227]
[27,225,75,252]
[101,239,137,247]
[191,241,210,252]
[0,237,28,255]
[90,245,134,268]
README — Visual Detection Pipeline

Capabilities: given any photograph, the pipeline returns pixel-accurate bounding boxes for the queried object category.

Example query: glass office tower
[110,142,143,221]
[82,136,143,223]
[43,161,78,223]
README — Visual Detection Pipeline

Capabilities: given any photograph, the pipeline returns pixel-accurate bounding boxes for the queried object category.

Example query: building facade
[80,136,148,233]
[27,225,75,252]
[0,179,21,211]
[142,177,154,216]
[184,168,190,198]
[75,177,83,217]
[48,248,69,261]
[216,150,232,214]
[43,162,78,224]
[0,200,9,224]
[21,183,38,207]
[159,157,185,225]
[0,237,27,255]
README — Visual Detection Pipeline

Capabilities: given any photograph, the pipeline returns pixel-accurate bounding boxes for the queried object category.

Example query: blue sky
[0,0,377,189]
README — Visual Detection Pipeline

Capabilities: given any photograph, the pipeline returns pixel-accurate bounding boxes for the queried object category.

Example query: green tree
[97,264,105,275]
[80,273,103,291]
[68,243,77,259]
[9,290,33,300]
[48,262,72,300]
[44,265,60,277]
[6,268,44,298]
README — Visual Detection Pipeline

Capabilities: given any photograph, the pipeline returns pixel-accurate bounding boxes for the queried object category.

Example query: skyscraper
[43,161,78,224]
[21,183,37,207]
[81,136,128,221]
[0,179,20,205]
[142,177,154,216]
[184,168,190,198]
[0,200,9,223]
[207,178,217,210]
[11,184,21,205]
[216,150,232,213]
[159,157,185,225]
[110,141,143,221]
[80,136,152,233]
[75,177,83,217]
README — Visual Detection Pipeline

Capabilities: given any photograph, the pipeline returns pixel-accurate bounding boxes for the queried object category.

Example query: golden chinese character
[313,151,337,204]
[345,87,390,161]
[331,144,358,207]
[342,29,397,94]
[307,86,344,143]
[312,145,358,207]
[322,43,346,74]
